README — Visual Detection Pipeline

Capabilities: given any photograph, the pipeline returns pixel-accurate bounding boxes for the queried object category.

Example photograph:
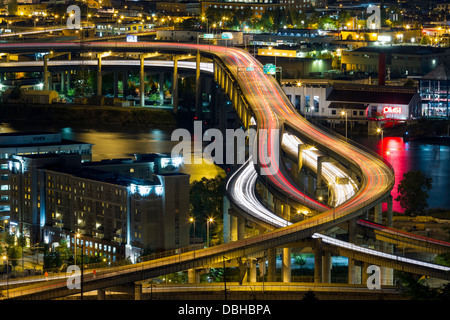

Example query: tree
[6,245,21,270]
[293,253,307,269]
[395,170,432,216]
[189,175,225,245]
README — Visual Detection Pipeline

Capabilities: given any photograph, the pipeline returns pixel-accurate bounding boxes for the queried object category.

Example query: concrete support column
[362,262,370,285]
[348,258,356,284]
[134,284,142,300]
[188,269,199,284]
[267,248,276,282]
[259,258,266,281]
[97,55,102,96]
[60,71,65,93]
[223,196,231,243]
[322,251,331,283]
[387,195,393,227]
[249,259,257,282]
[273,199,279,215]
[374,202,383,224]
[237,214,245,240]
[267,192,274,211]
[195,50,202,118]
[172,57,179,113]
[283,203,290,222]
[230,214,238,242]
[282,247,291,283]
[97,289,106,300]
[314,240,323,283]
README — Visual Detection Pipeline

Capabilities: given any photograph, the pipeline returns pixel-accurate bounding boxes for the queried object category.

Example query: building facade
[8,153,190,262]
[341,46,450,78]
[0,132,92,219]
[420,62,450,117]
[282,82,421,120]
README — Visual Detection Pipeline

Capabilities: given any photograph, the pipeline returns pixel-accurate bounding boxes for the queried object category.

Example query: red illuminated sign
[383,106,402,114]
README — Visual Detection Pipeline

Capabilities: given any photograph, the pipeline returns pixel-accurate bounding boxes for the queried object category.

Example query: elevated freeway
[2,41,445,300]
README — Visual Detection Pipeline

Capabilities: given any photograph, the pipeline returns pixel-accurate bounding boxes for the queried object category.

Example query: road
[0,41,399,299]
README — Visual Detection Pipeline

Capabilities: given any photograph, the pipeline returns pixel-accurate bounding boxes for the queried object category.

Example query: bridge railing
[0,190,436,299]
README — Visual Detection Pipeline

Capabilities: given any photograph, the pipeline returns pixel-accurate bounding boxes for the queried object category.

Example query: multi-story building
[282,82,421,121]
[156,1,201,15]
[341,45,450,78]
[7,153,190,262]
[419,62,450,118]
[201,0,284,19]
[0,132,92,219]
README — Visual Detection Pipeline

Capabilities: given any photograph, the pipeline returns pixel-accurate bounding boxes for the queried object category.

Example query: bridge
[0,41,448,300]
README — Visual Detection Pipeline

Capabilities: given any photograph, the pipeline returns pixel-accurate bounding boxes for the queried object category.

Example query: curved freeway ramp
[0,42,401,299]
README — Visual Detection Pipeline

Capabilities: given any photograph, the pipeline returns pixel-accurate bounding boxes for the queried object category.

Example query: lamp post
[80,244,84,300]
[2,255,8,298]
[206,217,213,248]
[341,110,347,139]
[377,127,383,157]
[223,256,227,300]
[189,217,195,244]
[74,233,80,266]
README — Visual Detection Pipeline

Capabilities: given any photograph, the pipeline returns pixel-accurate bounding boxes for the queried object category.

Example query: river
[2,122,449,212]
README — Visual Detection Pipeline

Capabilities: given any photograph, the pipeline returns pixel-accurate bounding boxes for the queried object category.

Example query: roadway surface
[2,41,441,300]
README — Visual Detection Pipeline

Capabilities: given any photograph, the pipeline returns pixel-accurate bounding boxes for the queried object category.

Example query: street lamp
[189,217,195,244]
[74,233,80,266]
[2,255,8,298]
[223,256,228,300]
[206,217,214,248]
[377,127,383,157]
[341,110,347,139]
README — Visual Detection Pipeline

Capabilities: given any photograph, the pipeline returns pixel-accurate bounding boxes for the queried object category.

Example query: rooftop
[422,62,450,81]
[327,84,418,104]
[352,45,447,55]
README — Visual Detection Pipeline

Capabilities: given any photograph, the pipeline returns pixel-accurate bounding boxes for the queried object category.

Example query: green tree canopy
[189,175,225,245]
[395,170,432,216]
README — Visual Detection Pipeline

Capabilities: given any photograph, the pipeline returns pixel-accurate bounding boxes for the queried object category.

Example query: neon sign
[383,106,402,114]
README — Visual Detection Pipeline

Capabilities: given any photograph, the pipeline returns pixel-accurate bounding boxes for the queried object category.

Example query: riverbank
[0,103,177,129]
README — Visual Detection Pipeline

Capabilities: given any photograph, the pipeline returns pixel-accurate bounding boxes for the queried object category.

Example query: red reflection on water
[378,137,411,213]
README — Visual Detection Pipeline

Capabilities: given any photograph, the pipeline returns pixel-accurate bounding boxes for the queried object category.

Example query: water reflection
[360,136,450,212]
[2,123,449,210]
[0,123,225,182]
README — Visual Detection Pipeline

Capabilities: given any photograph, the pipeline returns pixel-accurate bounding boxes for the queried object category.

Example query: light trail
[282,132,358,207]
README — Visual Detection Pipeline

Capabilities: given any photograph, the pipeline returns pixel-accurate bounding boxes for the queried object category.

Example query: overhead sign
[126,35,137,42]
[263,64,276,75]
[203,33,214,39]
[383,106,402,114]
[221,32,233,39]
